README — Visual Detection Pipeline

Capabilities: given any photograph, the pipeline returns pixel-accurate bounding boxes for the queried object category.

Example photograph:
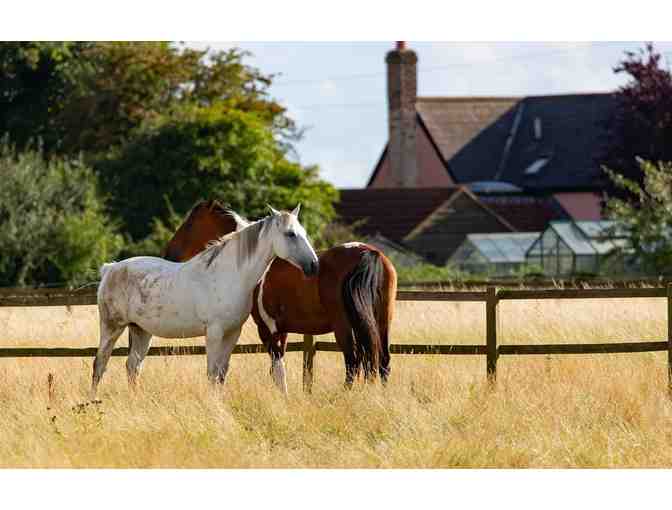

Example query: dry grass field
[1,294,672,468]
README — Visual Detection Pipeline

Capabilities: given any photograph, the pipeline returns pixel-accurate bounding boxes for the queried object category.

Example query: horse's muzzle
[303,259,319,277]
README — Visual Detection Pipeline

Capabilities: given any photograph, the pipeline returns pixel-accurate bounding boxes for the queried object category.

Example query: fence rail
[1,285,671,395]
[398,277,672,289]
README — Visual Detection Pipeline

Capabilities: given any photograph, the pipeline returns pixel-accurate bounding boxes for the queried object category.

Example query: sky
[187,42,672,190]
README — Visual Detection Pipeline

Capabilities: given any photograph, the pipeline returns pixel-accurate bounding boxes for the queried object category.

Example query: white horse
[91,205,318,398]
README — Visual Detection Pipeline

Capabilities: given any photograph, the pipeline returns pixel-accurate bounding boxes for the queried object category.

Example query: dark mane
[180,200,248,232]
[204,237,230,268]
[200,214,274,269]
[203,199,230,218]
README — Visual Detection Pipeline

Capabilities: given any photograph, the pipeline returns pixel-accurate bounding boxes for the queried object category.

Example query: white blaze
[257,269,277,335]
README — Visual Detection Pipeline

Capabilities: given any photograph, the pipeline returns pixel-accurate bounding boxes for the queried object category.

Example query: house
[335,42,618,266]
[449,232,541,276]
[368,42,614,220]
[337,187,567,264]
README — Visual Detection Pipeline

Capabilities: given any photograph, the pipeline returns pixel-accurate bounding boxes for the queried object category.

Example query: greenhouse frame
[449,232,540,276]
[525,220,630,276]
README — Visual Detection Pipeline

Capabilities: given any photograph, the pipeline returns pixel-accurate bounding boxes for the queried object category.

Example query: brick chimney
[386,41,418,187]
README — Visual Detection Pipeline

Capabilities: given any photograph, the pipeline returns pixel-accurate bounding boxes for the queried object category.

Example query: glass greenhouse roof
[550,222,597,255]
[464,232,540,263]
[528,221,629,257]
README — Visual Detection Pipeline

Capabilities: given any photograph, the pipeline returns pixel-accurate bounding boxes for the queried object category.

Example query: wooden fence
[398,276,672,289]
[1,285,671,394]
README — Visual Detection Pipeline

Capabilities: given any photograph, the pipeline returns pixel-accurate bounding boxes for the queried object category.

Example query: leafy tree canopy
[0,42,87,153]
[1,42,338,266]
[603,43,672,197]
[96,105,337,248]
[605,159,672,274]
[0,42,300,158]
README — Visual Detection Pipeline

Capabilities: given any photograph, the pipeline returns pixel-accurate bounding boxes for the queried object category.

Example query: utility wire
[271,43,620,88]
[292,101,384,111]
[282,43,661,112]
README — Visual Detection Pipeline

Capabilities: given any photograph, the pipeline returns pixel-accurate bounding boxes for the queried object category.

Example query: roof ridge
[403,189,466,241]
[416,92,613,103]
[417,96,521,103]
[469,231,541,238]
[339,186,462,192]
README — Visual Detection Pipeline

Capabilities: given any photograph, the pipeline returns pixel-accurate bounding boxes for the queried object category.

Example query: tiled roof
[335,188,461,243]
[414,93,617,191]
[416,97,519,182]
[476,193,571,232]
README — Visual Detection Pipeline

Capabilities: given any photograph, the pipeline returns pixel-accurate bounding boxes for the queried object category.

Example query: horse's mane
[182,199,250,232]
[205,200,250,230]
[199,213,273,269]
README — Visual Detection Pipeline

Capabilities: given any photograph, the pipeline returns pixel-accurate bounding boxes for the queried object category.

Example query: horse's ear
[291,204,301,217]
[267,204,281,216]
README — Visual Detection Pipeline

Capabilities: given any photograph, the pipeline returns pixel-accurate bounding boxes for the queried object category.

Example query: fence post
[486,286,499,384]
[667,284,672,398]
[303,334,315,393]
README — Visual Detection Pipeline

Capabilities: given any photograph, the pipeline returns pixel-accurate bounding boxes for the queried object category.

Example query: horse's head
[267,204,319,277]
[162,200,245,262]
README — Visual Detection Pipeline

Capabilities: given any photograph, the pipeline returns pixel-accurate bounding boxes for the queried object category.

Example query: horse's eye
[286,231,297,239]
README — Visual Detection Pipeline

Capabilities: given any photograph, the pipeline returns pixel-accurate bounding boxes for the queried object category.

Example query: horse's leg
[379,325,391,385]
[377,298,393,384]
[334,321,359,389]
[270,333,289,396]
[206,325,241,384]
[378,257,397,385]
[91,320,126,399]
[259,325,289,395]
[126,324,153,388]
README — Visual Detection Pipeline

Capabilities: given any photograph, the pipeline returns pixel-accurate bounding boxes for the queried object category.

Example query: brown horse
[162,200,397,389]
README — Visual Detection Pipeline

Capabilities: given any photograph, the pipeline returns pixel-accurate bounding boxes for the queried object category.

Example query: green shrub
[0,138,123,286]
[395,262,471,284]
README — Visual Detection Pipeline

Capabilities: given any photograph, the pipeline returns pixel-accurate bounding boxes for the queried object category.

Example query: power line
[283,43,664,112]
[271,43,619,88]
[291,101,384,111]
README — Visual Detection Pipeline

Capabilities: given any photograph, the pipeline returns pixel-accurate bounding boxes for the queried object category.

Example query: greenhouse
[525,220,630,276]
[449,232,540,275]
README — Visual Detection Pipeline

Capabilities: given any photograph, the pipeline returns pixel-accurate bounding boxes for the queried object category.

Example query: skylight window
[524,157,549,176]
[534,117,543,140]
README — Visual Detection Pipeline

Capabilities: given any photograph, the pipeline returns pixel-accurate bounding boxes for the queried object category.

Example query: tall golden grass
[1,296,671,468]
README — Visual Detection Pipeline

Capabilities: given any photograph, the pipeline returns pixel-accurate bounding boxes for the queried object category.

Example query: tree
[0,42,299,158]
[0,42,338,261]
[603,43,672,197]
[604,159,672,274]
[95,105,337,248]
[0,138,123,286]
[0,42,89,154]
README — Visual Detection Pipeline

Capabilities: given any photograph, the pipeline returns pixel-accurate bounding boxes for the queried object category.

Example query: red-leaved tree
[603,43,672,198]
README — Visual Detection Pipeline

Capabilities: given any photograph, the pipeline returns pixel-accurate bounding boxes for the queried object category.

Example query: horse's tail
[341,250,384,379]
